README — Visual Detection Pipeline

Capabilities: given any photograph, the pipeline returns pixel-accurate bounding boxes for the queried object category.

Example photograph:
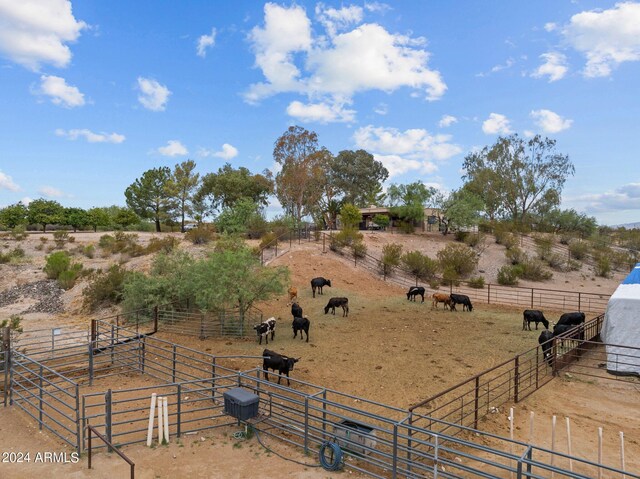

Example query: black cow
[324,297,349,317]
[557,312,585,326]
[292,316,310,342]
[523,310,549,331]
[262,349,299,386]
[311,277,331,298]
[450,293,473,312]
[538,330,554,366]
[407,286,425,303]
[291,302,303,319]
[553,323,585,340]
[253,317,276,345]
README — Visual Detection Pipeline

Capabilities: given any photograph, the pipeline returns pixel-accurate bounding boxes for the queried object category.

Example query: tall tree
[87,207,112,232]
[273,126,321,223]
[387,182,435,231]
[27,198,64,232]
[63,207,89,232]
[462,135,574,225]
[168,160,200,232]
[432,188,484,235]
[330,150,389,207]
[125,167,175,232]
[0,202,28,229]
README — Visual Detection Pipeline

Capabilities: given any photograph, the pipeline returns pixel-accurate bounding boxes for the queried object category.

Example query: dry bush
[568,240,589,260]
[185,226,216,245]
[146,236,179,254]
[437,243,478,280]
[468,276,485,289]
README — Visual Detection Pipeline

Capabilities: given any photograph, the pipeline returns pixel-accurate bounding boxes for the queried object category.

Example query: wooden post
[529,411,535,445]
[157,395,164,444]
[487,283,491,304]
[620,431,626,478]
[566,417,573,472]
[153,306,158,333]
[551,415,556,479]
[146,393,157,447]
[105,389,113,452]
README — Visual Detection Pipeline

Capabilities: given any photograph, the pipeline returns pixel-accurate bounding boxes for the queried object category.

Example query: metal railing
[155,306,263,339]
[87,424,135,479]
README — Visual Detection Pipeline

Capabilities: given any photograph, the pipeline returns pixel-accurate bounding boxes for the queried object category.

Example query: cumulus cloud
[198,143,238,160]
[37,75,85,107]
[55,128,125,143]
[39,186,64,198]
[196,28,216,57]
[482,113,512,135]
[353,125,461,177]
[245,3,446,122]
[286,100,355,123]
[530,109,573,133]
[0,171,19,191]
[563,2,640,77]
[0,0,86,70]
[532,52,568,82]
[137,77,171,111]
[157,140,188,157]
[578,182,640,213]
[438,115,457,128]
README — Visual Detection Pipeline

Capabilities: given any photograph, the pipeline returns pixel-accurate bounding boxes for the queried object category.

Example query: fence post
[153,306,158,333]
[392,423,398,479]
[172,345,177,383]
[3,327,11,407]
[51,328,55,358]
[140,337,146,373]
[176,384,182,438]
[514,355,520,403]
[578,292,581,312]
[474,376,480,429]
[531,289,534,308]
[211,357,216,401]
[275,239,278,257]
[105,389,113,452]
[551,339,558,376]
[75,384,81,454]
[38,365,43,429]
[323,234,325,253]
[200,314,205,340]
[304,397,309,455]
[110,324,114,365]
[488,284,491,304]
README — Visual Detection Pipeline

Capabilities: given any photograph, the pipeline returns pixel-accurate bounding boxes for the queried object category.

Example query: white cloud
[364,2,392,14]
[157,140,188,157]
[38,75,85,107]
[245,4,446,122]
[0,0,86,70]
[544,22,557,32]
[476,58,515,77]
[532,52,568,82]
[438,115,457,128]
[55,128,125,143]
[482,113,512,135]
[353,125,461,177]
[20,196,33,206]
[577,183,640,213]
[0,171,19,191]
[530,109,573,133]
[137,77,171,111]
[374,103,388,115]
[198,143,238,160]
[563,2,640,77]
[39,186,64,198]
[196,28,216,57]
[523,130,535,138]
[286,100,355,123]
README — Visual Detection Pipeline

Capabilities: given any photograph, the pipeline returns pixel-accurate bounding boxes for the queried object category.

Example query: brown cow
[432,293,453,310]
[288,286,298,302]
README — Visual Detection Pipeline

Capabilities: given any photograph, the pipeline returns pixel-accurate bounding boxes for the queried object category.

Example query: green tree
[87,207,112,232]
[27,198,64,232]
[388,182,435,230]
[216,198,265,235]
[0,202,28,229]
[63,207,89,232]
[401,250,439,281]
[339,203,362,230]
[433,189,484,235]
[544,208,597,238]
[330,150,389,207]
[113,208,139,229]
[168,160,200,233]
[462,134,574,225]
[125,167,176,232]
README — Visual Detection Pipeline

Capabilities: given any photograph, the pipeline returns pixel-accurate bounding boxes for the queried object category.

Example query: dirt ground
[1,231,637,477]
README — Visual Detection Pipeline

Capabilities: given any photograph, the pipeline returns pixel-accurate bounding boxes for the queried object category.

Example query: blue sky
[1,1,639,225]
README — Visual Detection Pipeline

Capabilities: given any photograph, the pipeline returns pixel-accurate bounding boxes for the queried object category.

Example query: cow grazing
[311,277,331,298]
[324,297,349,317]
[557,312,585,326]
[523,310,549,331]
[407,286,426,303]
[292,316,310,342]
[432,293,453,310]
[262,349,299,386]
[291,302,303,319]
[288,286,298,302]
[553,323,585,341]
[538,330,554,366]
[253,317,276,345]
[450,293,473,312]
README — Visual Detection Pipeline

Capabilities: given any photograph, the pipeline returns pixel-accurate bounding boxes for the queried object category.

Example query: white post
[163,396,170,443]
[146,393,157,447]
[529,411,535,445]
[620,431,626,479]
[598,427,603,479]
[566,417,573,472]
[157,395,164,444]
[551,415,556,479]
[509,407,514,479]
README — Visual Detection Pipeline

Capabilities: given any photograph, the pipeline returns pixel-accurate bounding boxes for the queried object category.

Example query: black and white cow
[291,302,303,319]
[450,293,473,312]
[538,330,554,366]
[324,297,349,317]
[253,317,276,345]
[523,310,549,331]
[292,316,310,342]
[311,277,331,298]
[407,286,425,303]
[262,349,299,386]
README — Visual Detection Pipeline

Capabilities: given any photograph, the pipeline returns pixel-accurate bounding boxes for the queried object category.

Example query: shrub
[546,253,566,270]
[0,247,26,264]
[379,243,403,276]
[0,314,23,332]
[10,225,27,241]
[398,221,415,234]
[505,247,527,265]
[593,253,611,278]
[185,226,216,245]
[44,251,71,279]
[146,236,179,254]
[497,265,520,285]
[401,251,439,281]
[454,231,469,242]
[533,233,554,261]
[98,234,116,250]
[372,214,390,230]
[68,236,76,243]
[82,264,129,311]
[468,276,485,289]
[566,259,581,272]
[40,237,48,243]
[568,240,590,261]
[34,243,44,251]
[259,232,278,249]
[269,216,296,238]
[437,243,478,279]
[58,268,81,290]
[519,259,553,281]
[352,239,367,259]
[83,244,95,258]
[246,215,269,239]
[429,279,440,289]
[464,233,484,249]
[53,230,69,248]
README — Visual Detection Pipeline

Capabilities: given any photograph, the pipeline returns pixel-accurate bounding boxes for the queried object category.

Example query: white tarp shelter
[601,263,640,376]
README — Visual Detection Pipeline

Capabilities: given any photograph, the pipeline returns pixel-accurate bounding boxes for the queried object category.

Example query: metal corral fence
[259,227,318,265]
[155,306,263,339]
[408,315,606,437]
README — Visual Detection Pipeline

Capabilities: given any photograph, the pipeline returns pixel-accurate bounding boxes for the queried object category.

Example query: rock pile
[0,280,65,314]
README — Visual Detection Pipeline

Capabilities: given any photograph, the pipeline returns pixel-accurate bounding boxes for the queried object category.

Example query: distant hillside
[613,222,640,229]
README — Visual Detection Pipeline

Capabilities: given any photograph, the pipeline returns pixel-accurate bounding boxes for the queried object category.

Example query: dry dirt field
[0,230,637,478]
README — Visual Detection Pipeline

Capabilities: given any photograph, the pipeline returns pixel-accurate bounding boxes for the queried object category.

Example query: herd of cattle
[254,280,587,385]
